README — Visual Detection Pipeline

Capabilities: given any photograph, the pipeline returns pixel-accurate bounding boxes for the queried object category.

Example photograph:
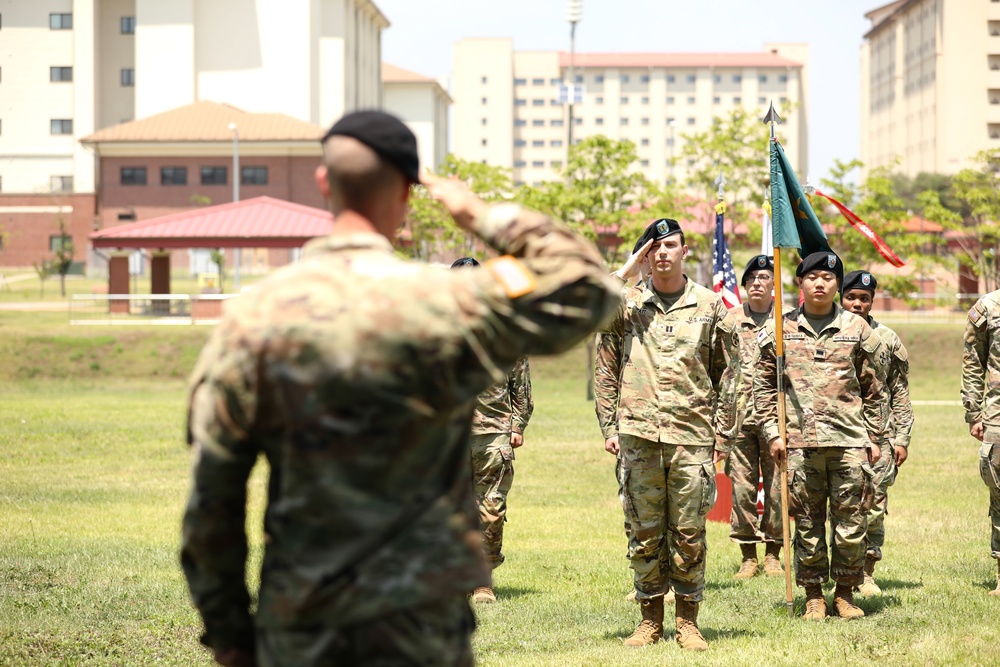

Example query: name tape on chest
[486,255,537,299]
[832,335,860,343]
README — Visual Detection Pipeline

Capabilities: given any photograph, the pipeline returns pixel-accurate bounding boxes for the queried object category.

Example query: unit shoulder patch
[970,301,988,328]
[486,255,537,299]
[893,343,908,362]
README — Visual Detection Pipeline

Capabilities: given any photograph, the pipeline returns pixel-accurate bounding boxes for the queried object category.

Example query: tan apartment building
[861,0,1000,176]
[0,0,387,268]
[382,63,451,171]
[452,38,808,187]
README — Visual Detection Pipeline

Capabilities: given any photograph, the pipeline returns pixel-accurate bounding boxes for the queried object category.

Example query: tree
[210,249,226,293]
[47,214,75,297]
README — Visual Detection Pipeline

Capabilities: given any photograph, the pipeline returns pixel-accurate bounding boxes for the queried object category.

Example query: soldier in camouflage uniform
[961,289,1000,596]
[754,252,887,621]
[451,257,534,604]
[841,270,914,596]
[595,218,742,651]
[727,255,785,580]
[180,111,621,667]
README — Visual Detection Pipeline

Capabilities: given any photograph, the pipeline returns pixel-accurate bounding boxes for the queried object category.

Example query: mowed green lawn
[0,314,996,666]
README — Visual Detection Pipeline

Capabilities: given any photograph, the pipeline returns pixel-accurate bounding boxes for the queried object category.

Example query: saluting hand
[613,239,653,282]
[419,173,489,230]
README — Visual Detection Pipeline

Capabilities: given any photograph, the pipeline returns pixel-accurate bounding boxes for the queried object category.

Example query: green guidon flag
[769,140,831,255]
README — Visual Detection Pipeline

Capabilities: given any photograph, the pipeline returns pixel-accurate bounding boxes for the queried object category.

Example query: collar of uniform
[741,300,774,325]
[868,315,880,330]
[640,275,696,313]
[302,232,395,257]
[794,302,846,336]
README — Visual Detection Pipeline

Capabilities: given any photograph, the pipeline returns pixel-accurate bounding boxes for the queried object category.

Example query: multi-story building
[452,38,808,187]
[861,0,999,176]
[0,0,387,267]
[382,63,451,172]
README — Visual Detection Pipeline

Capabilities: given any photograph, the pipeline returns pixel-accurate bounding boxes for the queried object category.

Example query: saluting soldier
[595,218,742,651]
[961,289,1000,596]
[727,255,785,580]
[180,111,621,667]
[840,270,914,596]
[451,257,534,604]
[754,251,888,621]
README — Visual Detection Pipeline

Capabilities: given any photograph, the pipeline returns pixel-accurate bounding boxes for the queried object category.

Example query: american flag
[713,211,742,309]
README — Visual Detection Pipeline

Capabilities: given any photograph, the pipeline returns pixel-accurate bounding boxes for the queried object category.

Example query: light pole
[667,118,675,185]
[567,0,582,152]
[228,122,241,292]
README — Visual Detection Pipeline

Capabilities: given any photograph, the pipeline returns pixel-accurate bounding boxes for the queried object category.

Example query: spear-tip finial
[714,169,726,199]
[761,101,782,126]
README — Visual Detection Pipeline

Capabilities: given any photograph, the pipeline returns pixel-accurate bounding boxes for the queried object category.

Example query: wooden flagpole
[763,102,795,618]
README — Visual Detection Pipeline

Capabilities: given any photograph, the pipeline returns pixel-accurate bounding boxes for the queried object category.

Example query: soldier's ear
[315,165,330,199]
[682,244,689,259]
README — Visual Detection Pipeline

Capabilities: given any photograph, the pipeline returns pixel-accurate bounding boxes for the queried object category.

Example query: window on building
[641,96,649,104]
[550,99,560,106]
[734,96,741,104]
[50,66,72,82]
[666,137,674,146]
[620,75,629,83]
[514,160,526,168]
[641,138,650,146]
[621,96,628,104]
[121,16,135,34]
[49,234,72,251]
[687,158,695,166]
[640,159,650,167]
[481,118,487,125]
[595,117,604,125]
[241,167,268,185]
[550,78,561,85]
[120,68,134,87]
[50,119,73,134]
[121,167,147,185]
[685,74,695,83]
[514,119,526,126]
[482,97,488,104]
[733,74,742,83]
[640,75,650,83]
[514,99,526,107]
[620,118,628,126]
[551,140,563,147]
[532,140,544,147]
[686,117,695,125]
[201,166,227,185]
[641,117,649,125]
[50,176,73,192]
[594,75,604,83]
[667,75,676,83]
[779,74,788,83]
[50,13,72,29]
[532,160,544,167]
[758,96,766,105]
[481,138,487,146]
[666,117,675,124]
[532,78,544,85]
[713,75,721,83]
[780,96,788,104]
[481,76,488,84]
[551,160,563,168]
[514,139,526,147]
[514,78,526,86]
[713,96,721,104]
[687,96,695,104]
[574,118,583,125]
[595,96,604,104]
[117,210,136,221]
[550,119,564,127]
[532,99,544,106]
[574,75,583,83]
[160,167,187,185]
[759,75,767,83]
[666,96,674,104]
[532,119,544,126]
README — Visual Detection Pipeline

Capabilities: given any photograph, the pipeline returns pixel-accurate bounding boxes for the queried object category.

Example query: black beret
[322,110,420,183]
[649,218,683,242]
[796,251,844,285]
[741,254,774,286]
[842,270,877,294]
[450,257,480,269]
[632,221,657,254]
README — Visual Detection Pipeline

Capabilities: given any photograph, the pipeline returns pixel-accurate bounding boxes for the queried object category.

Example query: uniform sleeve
[753,324,780,444]
[962,301,990,424]
[857,327,889,446]
[888,340,914,450]
[711,305,744,452]
[180,323,260,655]
[434,203,621,411]
[508,357,533,434]
[594,331,623,440]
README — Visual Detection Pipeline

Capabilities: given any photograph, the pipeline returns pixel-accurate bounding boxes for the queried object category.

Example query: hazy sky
[376,0,879,181]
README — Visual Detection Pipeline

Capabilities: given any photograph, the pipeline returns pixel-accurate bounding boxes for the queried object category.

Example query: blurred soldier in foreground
[597,228,674,606]
[841,270,914,596]
[755,252,887,621]
[961,288,1000,596]
[727,255,784,580]
[451,257,534,604]
[180,110,620,667]
[595,218,742,651]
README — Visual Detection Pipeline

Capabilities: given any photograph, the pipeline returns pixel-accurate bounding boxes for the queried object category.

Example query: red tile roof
[558,51,802,69]
[90,196,332,249]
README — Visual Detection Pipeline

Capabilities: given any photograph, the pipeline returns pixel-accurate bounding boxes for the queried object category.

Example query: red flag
[813,190,905,267]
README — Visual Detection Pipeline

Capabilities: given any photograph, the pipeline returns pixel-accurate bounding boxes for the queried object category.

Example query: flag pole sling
[773,247,794,618]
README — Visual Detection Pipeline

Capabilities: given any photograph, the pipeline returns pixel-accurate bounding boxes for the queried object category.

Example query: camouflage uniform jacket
[594,276,743,451]
[870,318,914,449]
[730,301,774,430]
[181,203,621,652]
[963,290,1000,432]
[754,305,888,449]
[470,356,533,435]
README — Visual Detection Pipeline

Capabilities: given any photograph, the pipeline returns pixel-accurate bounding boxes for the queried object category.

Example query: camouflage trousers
[255,595,475,667]
[788,447,874,588]
[865,451,898,561]
[725,426,781,545]
[470,432,514,570]
[980,441,1000,560]
[618,434,715,602]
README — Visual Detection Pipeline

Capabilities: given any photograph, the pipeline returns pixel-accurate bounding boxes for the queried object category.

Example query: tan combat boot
[471,586,496,603]
[623,596,663,647]
[733,543,759,580]
[674,598,709,651]
[990,561,1000,596]
[833,583,865,619]
[625,589,637,603]
[856,556,882,596]
[802,583,827,621]
[763,543,784,577]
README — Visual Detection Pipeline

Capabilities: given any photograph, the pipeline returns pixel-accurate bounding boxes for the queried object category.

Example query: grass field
[0,310,996,666]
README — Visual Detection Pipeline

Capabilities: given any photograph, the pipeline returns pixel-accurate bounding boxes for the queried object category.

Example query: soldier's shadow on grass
[877,578,923,591]
[493,586,538,601]
[768,593,903,617]
[600,626,755,642]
